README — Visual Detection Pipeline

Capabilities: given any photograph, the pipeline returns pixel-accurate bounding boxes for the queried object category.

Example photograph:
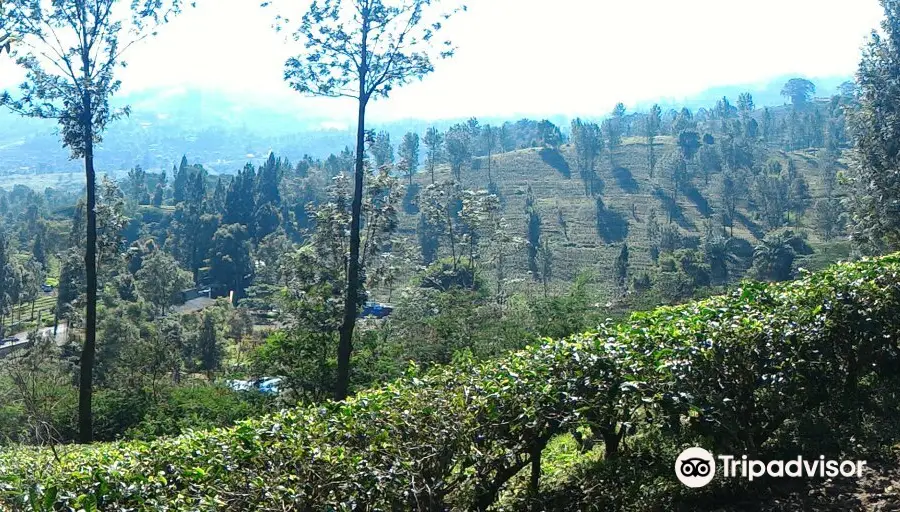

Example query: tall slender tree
[445,123,471,181]
[605,103,625,157]
[371,130,394,167]
[646,104,661,176]
[481,125,498,185]
[570,118,602,195]
[423,126,443,184]
[737,92,755,119]
[614,242,629,294]
[272,0,464,401]
[1,0,185,444]
[398,131,420,184]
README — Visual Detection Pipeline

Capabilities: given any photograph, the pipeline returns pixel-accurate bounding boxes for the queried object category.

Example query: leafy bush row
[2,254,900,511]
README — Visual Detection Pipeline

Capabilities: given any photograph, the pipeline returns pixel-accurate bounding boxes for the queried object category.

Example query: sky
[0,0,887,125]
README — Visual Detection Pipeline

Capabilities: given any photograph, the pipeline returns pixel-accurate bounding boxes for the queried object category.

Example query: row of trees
[0,231,45,337]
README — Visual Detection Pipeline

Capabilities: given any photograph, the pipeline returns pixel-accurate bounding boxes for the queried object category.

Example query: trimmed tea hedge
[2,255,900,511]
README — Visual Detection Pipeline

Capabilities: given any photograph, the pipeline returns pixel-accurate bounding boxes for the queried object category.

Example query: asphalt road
[3,323,68,349]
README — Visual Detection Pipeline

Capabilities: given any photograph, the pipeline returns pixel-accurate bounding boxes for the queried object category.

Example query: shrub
[419,256,483,292]
[2,255,900,511]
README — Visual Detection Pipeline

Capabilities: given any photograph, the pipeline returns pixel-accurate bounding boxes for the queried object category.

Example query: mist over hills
[0,73,850,180]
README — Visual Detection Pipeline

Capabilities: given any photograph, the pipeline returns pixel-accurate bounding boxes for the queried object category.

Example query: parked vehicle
[257,377,282,395]
[225,379,254,392]
[226,376,284,395]
[359,301,393,319]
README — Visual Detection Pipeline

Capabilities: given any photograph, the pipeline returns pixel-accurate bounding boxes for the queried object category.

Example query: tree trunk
[529,443,542,497]
[78,114,97,445]
[335,68,369,402]
[602,428,622,459]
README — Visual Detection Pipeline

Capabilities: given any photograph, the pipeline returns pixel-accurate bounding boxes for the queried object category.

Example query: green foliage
[253,329,336,403]
[614,242,629,291]
[537,119,563,149]
[646,104,662,175]
[527,276,602,340]
[4,255,900,510]
[848,0,900,252]
[525,185,541,278]
[124,385,274,441]
[445,124,472,181]
[781,78,816,108]
[197,311,222,379]
[417,212,440,265]
[135,250,194,316]
[398,131,420,184]
[422,127,444,184]
[676,130,701,160]
[208,223,253,301]
[570,118,603,195]
[814,196,846,241]
[386,287,531,368]
[0,0,186,158]
[604,102,626,150]
[751,229,810,282]
[370,130,394,167]
[419,256,481,292]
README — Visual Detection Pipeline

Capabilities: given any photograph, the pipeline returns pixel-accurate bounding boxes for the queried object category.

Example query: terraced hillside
[397,135,843,297]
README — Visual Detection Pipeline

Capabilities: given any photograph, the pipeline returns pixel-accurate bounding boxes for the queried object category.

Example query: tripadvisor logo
[675,447,867,488]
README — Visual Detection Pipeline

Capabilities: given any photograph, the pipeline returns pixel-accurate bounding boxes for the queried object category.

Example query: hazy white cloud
[0,0,885,123]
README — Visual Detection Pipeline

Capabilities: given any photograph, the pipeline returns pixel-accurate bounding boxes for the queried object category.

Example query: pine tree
[571,118,603,196]
[398,132,420,185]
[198,311,221,380]
[446,124,472,181]
[371,131,394,168]
[173,156,190,204]
[423,127,444,185]
[848,0,900,251]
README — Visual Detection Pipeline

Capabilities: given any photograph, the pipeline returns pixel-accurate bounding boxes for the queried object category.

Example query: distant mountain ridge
[0,73,851,178]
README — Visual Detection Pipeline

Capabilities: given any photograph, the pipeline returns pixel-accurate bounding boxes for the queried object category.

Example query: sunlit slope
[399,137,838,289]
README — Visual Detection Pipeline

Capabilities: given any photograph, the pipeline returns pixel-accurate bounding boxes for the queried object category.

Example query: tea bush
[1,255,899,511]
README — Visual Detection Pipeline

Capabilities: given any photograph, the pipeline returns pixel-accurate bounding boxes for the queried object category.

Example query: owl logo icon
[675,447,716,487]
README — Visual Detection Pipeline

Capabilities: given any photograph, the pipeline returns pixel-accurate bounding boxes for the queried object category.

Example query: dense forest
[2,0,900,510]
